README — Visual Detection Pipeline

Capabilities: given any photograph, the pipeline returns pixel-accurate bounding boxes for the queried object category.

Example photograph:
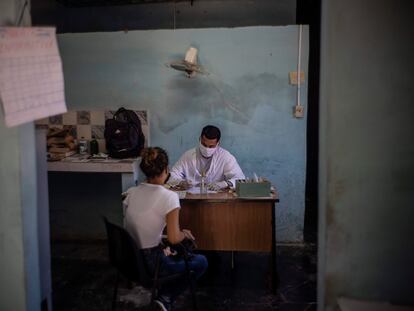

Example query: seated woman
[123,147,208,311]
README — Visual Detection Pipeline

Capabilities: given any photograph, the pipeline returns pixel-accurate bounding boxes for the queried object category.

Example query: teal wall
[0,0,41,310]
[0,117,28,311]
[57,26,309,242]
[319,0,414,310]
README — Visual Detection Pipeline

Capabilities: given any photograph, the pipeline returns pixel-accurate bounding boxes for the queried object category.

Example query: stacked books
[47,128,77,161]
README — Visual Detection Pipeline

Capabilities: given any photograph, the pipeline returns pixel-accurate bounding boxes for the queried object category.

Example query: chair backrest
[103,217,153,287]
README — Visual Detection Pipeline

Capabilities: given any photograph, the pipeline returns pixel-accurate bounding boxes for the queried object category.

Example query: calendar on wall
[0,27,67,127]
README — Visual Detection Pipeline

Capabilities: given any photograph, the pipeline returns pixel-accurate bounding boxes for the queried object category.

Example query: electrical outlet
[294,105,304,118]
[289,71,305,85]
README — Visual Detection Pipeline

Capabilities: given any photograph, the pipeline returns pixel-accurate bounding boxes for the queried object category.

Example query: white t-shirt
[123,183,180,249]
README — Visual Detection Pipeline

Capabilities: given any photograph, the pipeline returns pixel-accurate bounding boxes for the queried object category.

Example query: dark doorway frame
[297,0,321,244]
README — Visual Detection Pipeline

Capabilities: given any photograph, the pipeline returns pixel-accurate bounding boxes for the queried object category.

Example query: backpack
[104,108,145,159]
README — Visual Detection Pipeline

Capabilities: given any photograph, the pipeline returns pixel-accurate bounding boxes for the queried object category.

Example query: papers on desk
[0,27,67,127]
[61,154,123,163]
[176,191,187,199]
[186,187,217,194]
[173,188,217,199]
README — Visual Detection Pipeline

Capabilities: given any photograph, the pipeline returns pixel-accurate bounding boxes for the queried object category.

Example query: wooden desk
[179,191,279,292]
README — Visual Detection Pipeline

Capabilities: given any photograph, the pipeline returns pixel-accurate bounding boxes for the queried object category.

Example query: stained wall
[55,26,309,241]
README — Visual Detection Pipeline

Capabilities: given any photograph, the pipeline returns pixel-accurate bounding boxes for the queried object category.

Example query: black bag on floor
[104,108,145,159]
[161,238,197,261]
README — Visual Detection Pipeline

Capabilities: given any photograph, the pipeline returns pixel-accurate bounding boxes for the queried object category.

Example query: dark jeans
[142,246,208,303]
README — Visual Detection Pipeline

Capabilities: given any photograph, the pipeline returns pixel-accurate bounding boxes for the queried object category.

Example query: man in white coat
[169,125,245,191]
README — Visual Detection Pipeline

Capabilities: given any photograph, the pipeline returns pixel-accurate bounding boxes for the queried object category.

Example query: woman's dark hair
[201,125,221,141]
[140,147,169,179]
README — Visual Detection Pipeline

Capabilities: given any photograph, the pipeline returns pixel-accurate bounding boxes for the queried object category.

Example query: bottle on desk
[200,172,207,194]
[78,137,88,154]
[90,136,99,155]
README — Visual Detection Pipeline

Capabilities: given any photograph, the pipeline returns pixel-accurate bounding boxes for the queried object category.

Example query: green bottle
[90,136,99,155]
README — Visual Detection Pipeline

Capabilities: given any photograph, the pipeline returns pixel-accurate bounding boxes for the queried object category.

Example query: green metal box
[235,180,271,197]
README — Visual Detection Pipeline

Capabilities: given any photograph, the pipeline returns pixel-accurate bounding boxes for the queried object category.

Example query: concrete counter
[48,155,140,191]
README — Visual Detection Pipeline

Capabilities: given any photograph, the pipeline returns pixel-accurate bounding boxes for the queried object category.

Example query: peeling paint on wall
[160,72,288,130]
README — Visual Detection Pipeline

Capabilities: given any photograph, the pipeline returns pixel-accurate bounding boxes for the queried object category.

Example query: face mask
[199,142,218,158]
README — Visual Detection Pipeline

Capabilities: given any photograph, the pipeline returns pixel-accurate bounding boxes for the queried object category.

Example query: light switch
[289,71,305,85]
[293,105,304,118]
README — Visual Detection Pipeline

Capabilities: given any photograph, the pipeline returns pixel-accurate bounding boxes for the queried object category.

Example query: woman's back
[122,146,207,310]
[124,182,180,249]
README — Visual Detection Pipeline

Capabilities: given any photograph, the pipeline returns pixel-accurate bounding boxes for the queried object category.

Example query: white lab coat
[169,146,245,187]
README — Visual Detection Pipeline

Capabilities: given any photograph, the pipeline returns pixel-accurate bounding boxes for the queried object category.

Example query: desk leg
[121,173,136,192]
[271,202,278,294]
[121,173,137,226]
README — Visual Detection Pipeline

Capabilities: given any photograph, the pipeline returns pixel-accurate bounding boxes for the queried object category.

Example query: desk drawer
[179,201,273,252]
[232,201,272,251]
[180,202,232,250]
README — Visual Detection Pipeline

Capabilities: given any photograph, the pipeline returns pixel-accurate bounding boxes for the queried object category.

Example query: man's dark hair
[201,125,221,141]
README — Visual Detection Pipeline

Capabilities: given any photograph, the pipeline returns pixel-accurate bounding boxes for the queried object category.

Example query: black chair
[103,217,198,311]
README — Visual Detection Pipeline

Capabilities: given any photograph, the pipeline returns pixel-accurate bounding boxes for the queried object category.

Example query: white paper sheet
[0,27,67,127]
[187,187,217,194]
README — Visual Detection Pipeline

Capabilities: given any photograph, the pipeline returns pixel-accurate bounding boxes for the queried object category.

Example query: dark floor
[51,242,317,311]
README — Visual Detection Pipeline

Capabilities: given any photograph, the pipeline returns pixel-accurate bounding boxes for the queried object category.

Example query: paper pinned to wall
[0,27,67,127]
